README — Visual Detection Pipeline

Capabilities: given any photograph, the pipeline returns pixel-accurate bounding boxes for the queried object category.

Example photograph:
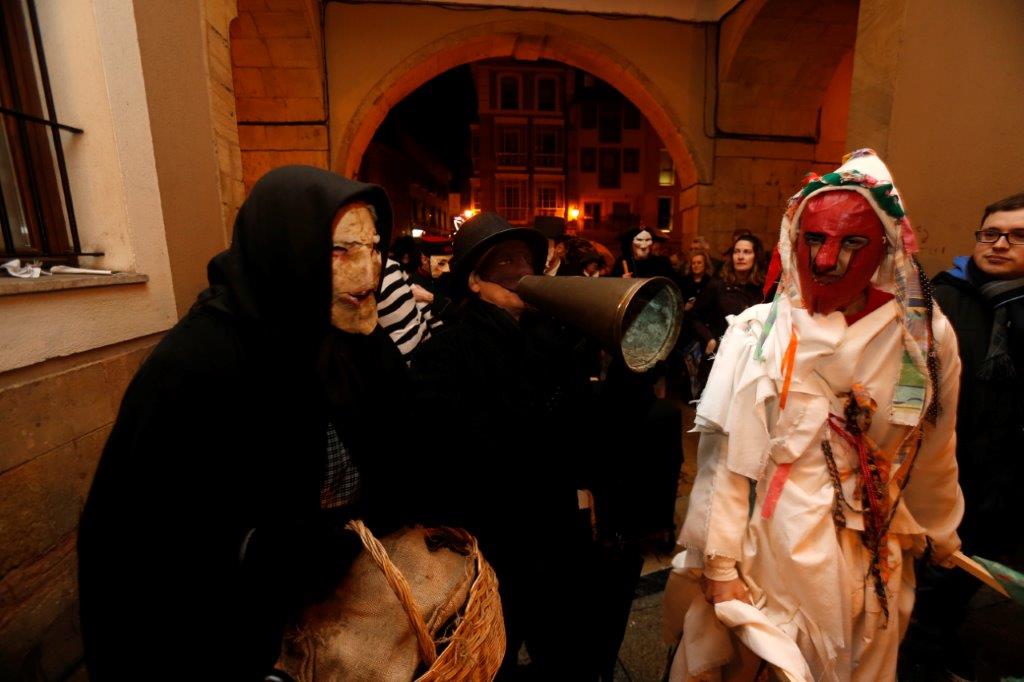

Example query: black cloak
[78,166,409,679]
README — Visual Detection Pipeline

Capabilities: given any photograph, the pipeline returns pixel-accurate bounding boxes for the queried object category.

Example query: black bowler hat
[450,212,548,295]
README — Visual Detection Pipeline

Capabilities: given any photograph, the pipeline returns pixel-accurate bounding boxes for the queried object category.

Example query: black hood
[198,165,393,336]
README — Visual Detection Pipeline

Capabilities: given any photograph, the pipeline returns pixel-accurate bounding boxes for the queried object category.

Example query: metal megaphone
[515,275,683,373]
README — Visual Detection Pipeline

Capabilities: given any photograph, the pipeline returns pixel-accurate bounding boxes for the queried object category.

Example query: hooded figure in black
[78,166,409,679]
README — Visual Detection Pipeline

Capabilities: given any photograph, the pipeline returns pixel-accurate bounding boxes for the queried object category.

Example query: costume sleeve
[680,316,761,569]
[377,259,431,356]
[680,428,751,572]
[901,310,964,564]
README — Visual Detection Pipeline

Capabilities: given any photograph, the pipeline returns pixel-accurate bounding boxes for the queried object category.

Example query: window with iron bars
[1,0,86,264]
[533,127,563,169]
[496,126,526,168]
[535,182,563,217]
[495,179,527,225]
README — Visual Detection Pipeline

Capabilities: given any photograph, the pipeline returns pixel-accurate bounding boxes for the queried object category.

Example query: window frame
[534,180,563,217]
[658,148,675,187]
[0,0,85,263]
[497,73,522,111]
[533,126,563,169]
[535,75,558,113]
[598,148,621,189]
[495,177,528,225]
[496,125,526,168]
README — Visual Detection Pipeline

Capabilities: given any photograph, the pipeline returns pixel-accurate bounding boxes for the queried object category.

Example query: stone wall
[206,0,246,238]
[231,0,328,194]
[847,0,1024,275]
[0,338,158,679]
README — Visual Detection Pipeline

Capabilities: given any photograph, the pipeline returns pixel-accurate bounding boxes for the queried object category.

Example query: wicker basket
[345,520,506,681]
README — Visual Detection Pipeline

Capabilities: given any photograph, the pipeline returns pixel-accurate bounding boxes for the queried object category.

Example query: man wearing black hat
[410,212,612,680]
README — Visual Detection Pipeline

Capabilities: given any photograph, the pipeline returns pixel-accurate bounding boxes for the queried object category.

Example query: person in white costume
[664,150,964,682]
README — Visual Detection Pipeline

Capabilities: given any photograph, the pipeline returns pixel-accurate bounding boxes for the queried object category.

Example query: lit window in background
[659,149,675,187]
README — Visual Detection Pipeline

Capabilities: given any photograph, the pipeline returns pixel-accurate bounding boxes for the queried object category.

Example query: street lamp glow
[411,227,425,238]
[568,206,581,221]
[462,209,478,220]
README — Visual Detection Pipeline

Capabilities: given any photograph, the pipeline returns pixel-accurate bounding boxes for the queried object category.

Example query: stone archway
[332,20,706,190]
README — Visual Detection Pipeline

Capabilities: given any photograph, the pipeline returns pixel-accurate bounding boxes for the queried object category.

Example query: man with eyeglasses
[901,192,1024,681]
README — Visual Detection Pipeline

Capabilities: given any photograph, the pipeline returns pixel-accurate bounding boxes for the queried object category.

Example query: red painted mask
[796,191,886,314]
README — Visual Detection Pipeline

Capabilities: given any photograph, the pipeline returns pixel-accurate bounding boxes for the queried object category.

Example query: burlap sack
[278,526,476,681]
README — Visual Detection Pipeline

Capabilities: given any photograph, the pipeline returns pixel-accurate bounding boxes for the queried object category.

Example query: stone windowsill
[0,272,148,297]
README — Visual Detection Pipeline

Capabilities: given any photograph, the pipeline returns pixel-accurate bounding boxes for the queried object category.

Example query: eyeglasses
[975,228,1024,245]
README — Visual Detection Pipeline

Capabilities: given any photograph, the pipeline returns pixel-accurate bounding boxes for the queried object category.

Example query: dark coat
[77,167,409,680]
[933,260,1024,559]
[690,278,763,345]
[408,299,600,676]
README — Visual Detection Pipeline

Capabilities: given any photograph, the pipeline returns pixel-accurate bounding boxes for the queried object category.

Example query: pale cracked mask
[632,230,653,260]
[331,202,381,335]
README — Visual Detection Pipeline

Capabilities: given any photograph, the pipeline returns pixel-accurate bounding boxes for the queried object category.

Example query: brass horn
[516,275,683,373]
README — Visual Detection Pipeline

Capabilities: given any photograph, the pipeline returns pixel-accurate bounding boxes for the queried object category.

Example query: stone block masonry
[0,339,157,679]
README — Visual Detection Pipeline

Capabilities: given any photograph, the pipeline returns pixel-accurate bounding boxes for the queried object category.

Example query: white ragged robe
[666,298,964,681]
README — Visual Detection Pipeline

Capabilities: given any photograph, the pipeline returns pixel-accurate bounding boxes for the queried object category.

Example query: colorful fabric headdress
[772,149,940,428]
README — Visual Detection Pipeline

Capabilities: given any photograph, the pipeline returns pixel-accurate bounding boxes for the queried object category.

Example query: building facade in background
[467,60,682,250]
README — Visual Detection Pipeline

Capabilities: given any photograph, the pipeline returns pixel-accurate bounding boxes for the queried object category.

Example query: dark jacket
[78,167,409,679]
[933,257,1024,559]
[690,278,763,345]
[409,299,599,675]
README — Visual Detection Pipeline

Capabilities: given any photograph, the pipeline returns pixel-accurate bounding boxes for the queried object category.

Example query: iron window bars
[0,0,96,264]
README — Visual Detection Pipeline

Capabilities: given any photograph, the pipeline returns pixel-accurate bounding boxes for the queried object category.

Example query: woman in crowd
[689,234,765,392]
[680,249,715,313]
[678,248,717,399]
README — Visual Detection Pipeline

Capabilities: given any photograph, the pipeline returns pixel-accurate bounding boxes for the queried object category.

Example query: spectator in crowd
[534,215,569,276]
[680,249,715,312]
[560,236,606,277]
[690,233,765,358]
[377,255,444,356]
[78,167,411,679]
[611,227,679,281]
[678,249,717,399]
[690,235,723,274]
[390,234,434,290]
[901,191,1024,681]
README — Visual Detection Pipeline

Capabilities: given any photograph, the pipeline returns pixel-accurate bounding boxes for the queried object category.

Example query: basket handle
[345,520,438,666]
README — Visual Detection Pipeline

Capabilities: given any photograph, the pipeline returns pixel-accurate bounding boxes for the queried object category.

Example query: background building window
[498,74,520,110]
[580,147,596,172]
[536,76,557,112]
[623,101,641,129]
[497,126,526,167]
[623,148,640,173]
[583,201,601,230]
[535,181,563,216]
[496,179,527,224]
[580,101,597,129]
[659,149,675,186]
[657,196,673,230]
[598,104,622,144]
[598,149,621,189]
[0,0,82,261]
[534,127,563,168]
